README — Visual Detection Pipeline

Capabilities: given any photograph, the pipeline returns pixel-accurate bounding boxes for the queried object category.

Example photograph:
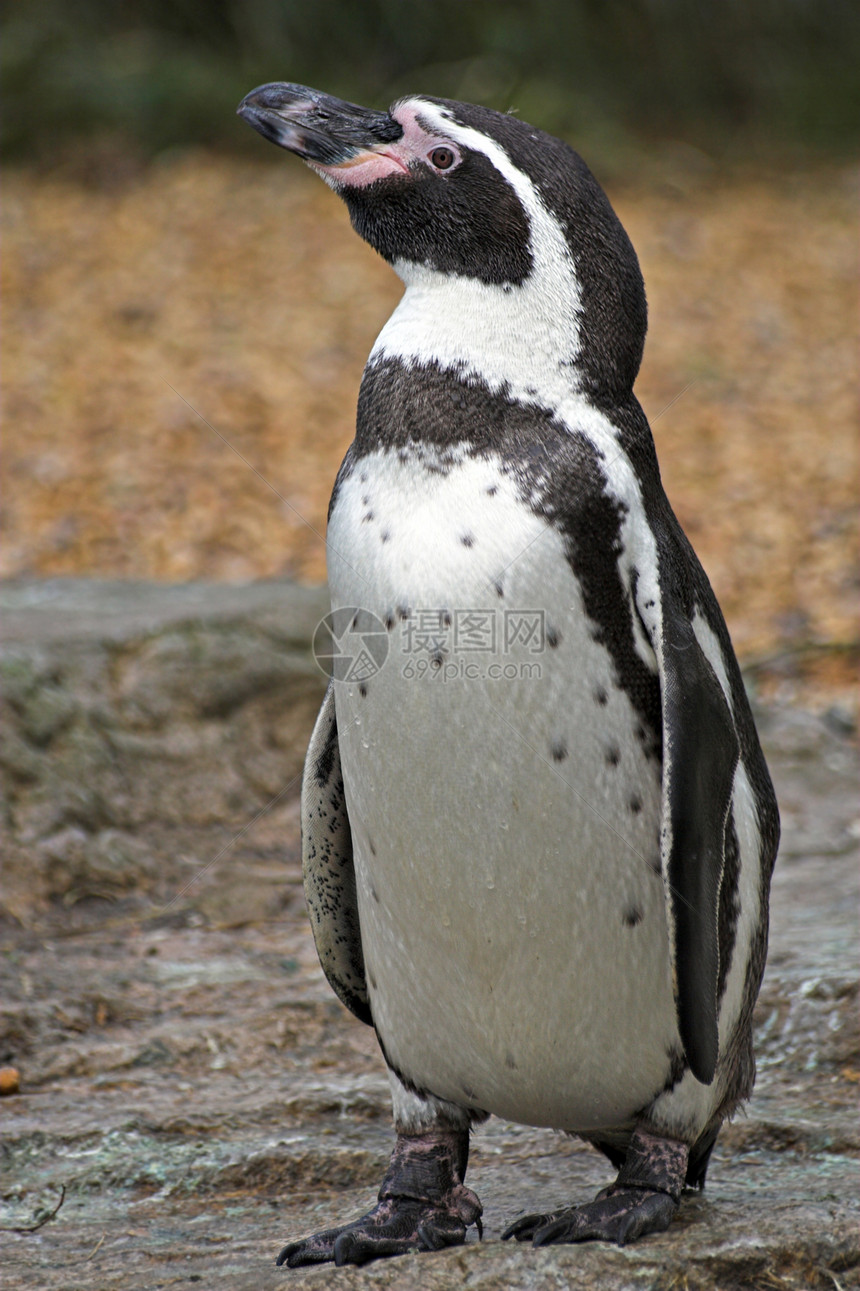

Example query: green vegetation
[3,0,858,163]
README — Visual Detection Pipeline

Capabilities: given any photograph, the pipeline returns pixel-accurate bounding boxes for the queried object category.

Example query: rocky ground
[1,580,857,1290]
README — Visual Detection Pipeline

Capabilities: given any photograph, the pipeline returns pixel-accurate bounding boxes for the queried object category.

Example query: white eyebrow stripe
[372,99,589,420]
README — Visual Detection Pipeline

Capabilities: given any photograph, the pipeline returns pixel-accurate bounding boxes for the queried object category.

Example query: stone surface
[0,580,857,1290]
[0,578,329,923]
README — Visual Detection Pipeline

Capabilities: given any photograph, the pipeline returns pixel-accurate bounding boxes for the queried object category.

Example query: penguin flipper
[302,680,371,1025]
[650,588,739,1086]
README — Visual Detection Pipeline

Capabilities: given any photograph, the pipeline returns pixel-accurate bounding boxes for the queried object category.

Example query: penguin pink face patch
[313,104,463,189]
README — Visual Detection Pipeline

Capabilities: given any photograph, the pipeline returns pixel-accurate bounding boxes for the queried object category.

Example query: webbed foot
[277,1127,482,1268]
[502,1186,678,1246]
[502,1126,688,1248]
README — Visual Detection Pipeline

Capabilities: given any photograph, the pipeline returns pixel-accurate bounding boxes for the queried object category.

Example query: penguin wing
[646,560,740,1086]
[301,680,372,1025]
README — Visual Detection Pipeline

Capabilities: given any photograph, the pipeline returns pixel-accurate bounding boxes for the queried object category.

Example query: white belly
[326,448,679,1131]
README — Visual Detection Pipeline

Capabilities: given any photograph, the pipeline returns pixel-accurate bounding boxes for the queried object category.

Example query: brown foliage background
[2,155,857,690]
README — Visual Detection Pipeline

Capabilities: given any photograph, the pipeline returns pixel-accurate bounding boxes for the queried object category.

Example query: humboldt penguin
[237,82,779,1268]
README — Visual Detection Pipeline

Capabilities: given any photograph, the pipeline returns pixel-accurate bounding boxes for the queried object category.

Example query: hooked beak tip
[236,83,403,167]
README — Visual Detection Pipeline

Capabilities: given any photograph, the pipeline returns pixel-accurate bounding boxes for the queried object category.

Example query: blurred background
[2,0,858,691]
[4,0,860,163]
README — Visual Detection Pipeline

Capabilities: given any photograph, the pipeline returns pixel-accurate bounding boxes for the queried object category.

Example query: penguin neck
[369,226,590,414]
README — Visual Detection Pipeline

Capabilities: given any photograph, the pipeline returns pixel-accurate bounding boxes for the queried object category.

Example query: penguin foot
[276,1127,482,1268]
[502,1186,678,1247]
[502,1126,688,1248]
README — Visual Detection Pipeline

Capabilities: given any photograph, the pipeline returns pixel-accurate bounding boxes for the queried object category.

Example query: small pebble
[0,1067,20,1095]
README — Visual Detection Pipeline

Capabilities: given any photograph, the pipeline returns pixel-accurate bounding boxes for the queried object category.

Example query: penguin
[238,83,780,1268]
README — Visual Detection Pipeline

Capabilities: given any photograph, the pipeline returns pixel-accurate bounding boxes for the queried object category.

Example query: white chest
[325,448,678,1131]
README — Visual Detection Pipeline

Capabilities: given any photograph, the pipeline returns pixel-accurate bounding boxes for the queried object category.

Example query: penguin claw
[502,1188,678,1247]
[276,1199,473,1268]
[501,1210,563,1244]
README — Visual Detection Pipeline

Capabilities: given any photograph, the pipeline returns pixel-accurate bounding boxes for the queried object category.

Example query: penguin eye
[429,147,455,171]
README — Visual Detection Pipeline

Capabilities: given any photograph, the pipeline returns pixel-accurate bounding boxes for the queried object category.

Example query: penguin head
[239,83,646,397]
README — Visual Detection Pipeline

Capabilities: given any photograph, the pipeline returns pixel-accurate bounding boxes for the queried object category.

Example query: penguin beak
[237,82,404,171]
